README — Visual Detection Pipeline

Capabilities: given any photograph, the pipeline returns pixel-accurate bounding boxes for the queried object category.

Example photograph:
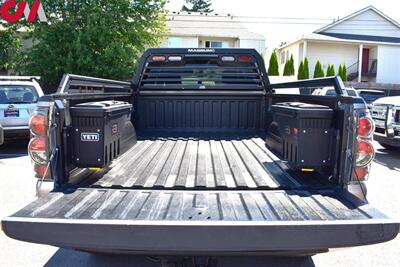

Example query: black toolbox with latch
[70,101,134,168]
[266,102,336,170]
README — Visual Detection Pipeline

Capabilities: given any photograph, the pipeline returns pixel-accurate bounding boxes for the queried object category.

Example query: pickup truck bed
[90,134,304,190]
[3,133,398,254]
[2,49,399,256]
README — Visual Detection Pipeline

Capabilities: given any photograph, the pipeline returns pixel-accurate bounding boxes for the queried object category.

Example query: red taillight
[238,55,253,62]
[152,55,166,62]
[355,140,374,167]
[358,117,374,137]
[352,166,370,181]
[29,113,48,136]
[34,163,51,178]
[28,137,48,164]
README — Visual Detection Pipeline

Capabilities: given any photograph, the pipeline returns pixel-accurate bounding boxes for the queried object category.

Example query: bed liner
[89,134,329,190]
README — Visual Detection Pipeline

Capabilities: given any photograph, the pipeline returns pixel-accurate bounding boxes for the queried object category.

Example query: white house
[278,6,400,84]
[162,12,266,55]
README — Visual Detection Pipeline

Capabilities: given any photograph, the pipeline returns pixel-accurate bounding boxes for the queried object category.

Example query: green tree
[181,0,213,12]
[283,55,295,76]
[283,60,291,76]
[297,61,304,80]
[313,60,325,78]
[338,65,343,78]
[341,64,347,81]
[289,54,295,75]
[326,64,335,76]
[338,64,347,81]
[17,0,167,87]
[303,57,310,79]
[268,51,279,76]
[0,30,21,73]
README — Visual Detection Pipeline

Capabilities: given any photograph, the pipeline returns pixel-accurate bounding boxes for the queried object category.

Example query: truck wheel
[379,143,400,150]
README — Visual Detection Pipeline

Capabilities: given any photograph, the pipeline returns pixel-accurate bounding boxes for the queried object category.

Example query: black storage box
[70,101,133,168]
[266,102,336,170]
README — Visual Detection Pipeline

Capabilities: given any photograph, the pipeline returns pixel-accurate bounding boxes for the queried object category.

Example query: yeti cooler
[70,101,133,168]
[268,102,335,170]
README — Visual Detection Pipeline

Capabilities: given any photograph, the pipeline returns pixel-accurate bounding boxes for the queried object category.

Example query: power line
[168,19,398,27]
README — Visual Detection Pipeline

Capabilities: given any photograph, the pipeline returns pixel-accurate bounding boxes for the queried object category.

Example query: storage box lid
[70,101,132,117]
[272,102,333,119]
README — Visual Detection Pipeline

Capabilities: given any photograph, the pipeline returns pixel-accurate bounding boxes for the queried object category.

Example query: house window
[205,41,229,48]
[281,51,286,64]
[281,51,290,64]
[168,37,182,48]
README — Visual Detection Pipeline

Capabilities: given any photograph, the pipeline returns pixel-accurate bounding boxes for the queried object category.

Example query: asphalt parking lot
[0,140,399,267]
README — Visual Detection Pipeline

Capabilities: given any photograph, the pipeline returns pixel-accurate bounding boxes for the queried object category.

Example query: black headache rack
[134,48,269,91]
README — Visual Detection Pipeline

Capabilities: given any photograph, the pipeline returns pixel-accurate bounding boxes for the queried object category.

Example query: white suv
[0,76,44,143]
[371,96,400,150]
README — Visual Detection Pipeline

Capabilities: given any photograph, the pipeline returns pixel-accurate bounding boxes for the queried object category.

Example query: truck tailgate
[2,188,399,253]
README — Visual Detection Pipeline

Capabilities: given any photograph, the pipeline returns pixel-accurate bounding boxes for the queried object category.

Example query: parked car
[2,49,399,260]
[0,76,44,143]
[371,96,400,150]
[357,89,385,109]
[312,86,359,97]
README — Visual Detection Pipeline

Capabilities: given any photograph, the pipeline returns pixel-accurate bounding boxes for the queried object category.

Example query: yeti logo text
[81,133,100,142]
[0,0,47,23]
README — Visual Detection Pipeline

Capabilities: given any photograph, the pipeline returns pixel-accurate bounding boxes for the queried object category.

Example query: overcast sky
[166,0,400,49]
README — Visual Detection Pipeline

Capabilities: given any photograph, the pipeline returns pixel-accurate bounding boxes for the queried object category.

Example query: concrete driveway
[0,141,399,267]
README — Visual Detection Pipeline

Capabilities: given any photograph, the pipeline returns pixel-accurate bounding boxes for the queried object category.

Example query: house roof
[279,6,400,50]
[314,5,400,33]
[166,12,265,40]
